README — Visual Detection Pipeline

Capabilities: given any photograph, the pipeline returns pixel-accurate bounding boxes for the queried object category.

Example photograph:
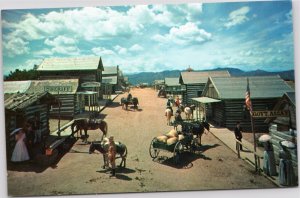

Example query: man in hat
[108,136,116,177]
[234,121,243,151]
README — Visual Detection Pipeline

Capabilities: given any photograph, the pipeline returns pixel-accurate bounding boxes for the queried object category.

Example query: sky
[1,0,294,75]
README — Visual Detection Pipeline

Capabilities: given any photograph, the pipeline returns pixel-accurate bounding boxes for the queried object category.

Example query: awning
[77,91,98,95]
[191,97,221,104]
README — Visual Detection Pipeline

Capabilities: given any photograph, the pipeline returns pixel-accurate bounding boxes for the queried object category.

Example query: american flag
[245,78,253,114]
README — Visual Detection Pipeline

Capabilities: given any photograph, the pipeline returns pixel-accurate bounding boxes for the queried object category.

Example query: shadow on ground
[152,144,220,169]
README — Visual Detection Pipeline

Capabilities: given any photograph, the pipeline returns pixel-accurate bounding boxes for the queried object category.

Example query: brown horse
[71,118,108,142]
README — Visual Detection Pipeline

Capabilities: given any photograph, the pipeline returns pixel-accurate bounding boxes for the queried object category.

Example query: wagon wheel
[149,138,160,159]
[173,141,183,164]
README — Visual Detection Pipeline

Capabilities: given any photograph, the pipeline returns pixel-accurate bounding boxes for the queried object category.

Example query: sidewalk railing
[236,139,263,174]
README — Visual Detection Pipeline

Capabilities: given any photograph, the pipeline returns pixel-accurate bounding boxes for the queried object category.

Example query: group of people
[10,116,42,163]
[234,122,297,186]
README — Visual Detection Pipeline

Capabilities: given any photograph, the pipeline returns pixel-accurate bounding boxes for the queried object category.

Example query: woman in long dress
[11,128,30,162]
[278,140,296,186]
[263,141,277,176]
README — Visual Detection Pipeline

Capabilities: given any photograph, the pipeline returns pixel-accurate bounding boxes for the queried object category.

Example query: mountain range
[126,68,295,85]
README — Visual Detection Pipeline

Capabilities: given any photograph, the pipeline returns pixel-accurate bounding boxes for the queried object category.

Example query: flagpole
[246,78,258,172]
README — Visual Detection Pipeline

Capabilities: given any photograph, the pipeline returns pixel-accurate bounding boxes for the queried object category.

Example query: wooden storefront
[201,75,294,131]
[4,92,58,160]
[265,92,297,177]
[164,77,185,99]
[28,79,85,118]
[179,70,230,105]
[37,56,104,100]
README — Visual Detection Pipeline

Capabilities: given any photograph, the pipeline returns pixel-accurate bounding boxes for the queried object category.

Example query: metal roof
[284,92,296,106]
[37,56,104,71]
[192,97,221,103]
[4,81,32,93]
[102,76,117,85]
[103,66,118,75]
[165,78,180,86]
[5,92,56,111]
[28,79,79,94]
[180,70,230,84]
[208,75,293,99]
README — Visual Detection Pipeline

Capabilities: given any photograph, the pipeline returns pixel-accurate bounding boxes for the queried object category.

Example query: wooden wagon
[149,132,196,164]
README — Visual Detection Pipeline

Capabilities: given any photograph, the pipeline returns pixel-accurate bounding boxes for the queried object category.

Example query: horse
[182,120,210,146]
[132,97,139,111]
[183,104,196,120]
[174,109,183,130]
[165,107,173,126]
[120,97,129,110]
[89,140,127,168]
[71,118,108,142]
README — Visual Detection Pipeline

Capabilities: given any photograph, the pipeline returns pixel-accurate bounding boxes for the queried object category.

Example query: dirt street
[7,88,276,196]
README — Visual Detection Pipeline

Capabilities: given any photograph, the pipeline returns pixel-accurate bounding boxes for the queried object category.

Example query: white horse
[165,108,173,125]
[184,105,195,120]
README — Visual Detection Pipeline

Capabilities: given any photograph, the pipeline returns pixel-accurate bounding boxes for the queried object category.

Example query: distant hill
[127,68,295,85]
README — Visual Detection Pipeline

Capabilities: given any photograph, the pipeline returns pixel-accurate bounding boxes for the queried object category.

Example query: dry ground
[7,88,276,196]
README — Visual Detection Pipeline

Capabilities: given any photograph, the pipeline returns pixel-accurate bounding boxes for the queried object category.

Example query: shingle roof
[102,76,117,85]
[165,78,180,86]
[154,80,165,85]
[4,81,32,93]
[37,56,104,71]
[5,92,55,111]
[208,75,293,99]
[103,66,118,75]
[180,70,230,84]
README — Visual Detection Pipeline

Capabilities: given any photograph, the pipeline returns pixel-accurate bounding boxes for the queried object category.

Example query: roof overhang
[191,97,221,104]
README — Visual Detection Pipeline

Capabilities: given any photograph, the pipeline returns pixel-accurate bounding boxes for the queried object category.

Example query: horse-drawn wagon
[149,130,196,164]
[120,95,139,110]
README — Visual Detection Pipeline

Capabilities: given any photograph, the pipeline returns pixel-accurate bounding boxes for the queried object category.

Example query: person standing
[234,121,243,151]
[11,128,30,162]
[108,136,117,177]
[263,141,277,176]
[278,140,296,186]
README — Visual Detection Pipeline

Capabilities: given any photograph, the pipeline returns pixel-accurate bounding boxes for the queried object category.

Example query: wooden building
[4,92,57,160]
[179,70,230,105]
[265,92,297,175]
[164,77,185,98]
[200,75,294,131]
[28,79,85,118]
[4,80,85,119]
[37,56,104,100]
[153,80,165,91]
[102,66,119,94]
[102,76,118,99]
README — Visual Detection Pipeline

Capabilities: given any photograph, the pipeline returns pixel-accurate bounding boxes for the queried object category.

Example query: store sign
[44,86,72,93]
[252,110,290,118]
[81,82,101,88]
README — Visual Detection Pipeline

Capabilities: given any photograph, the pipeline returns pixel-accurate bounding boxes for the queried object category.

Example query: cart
[149,132,196,164]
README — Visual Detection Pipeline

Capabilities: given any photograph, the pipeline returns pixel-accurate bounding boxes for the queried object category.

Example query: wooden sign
[252,110,290,118]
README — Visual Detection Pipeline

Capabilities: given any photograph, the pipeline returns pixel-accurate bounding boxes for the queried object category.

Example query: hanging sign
[252,110,290,118]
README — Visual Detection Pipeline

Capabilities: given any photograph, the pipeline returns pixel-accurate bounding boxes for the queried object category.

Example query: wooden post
[250,115,258,172]
[57,90,61,137]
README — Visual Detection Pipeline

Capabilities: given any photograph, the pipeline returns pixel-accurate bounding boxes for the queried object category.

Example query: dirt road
[7,88,276,196]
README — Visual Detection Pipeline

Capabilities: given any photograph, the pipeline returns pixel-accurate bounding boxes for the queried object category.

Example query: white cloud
[224,6,250,28]
[2,37,30,57]
[152,22,212,45]
[129,44,144,52]
[44,36,80,55]
[92,47,116,56]
[114,45,127,55]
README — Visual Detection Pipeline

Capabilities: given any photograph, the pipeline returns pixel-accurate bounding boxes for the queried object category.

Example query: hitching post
[57,90,61,137]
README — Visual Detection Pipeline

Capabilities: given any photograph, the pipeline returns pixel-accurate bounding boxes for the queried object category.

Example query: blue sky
[1,0,294,75]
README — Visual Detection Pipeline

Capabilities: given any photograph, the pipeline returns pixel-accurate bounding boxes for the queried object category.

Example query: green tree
[4,69,39,81]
